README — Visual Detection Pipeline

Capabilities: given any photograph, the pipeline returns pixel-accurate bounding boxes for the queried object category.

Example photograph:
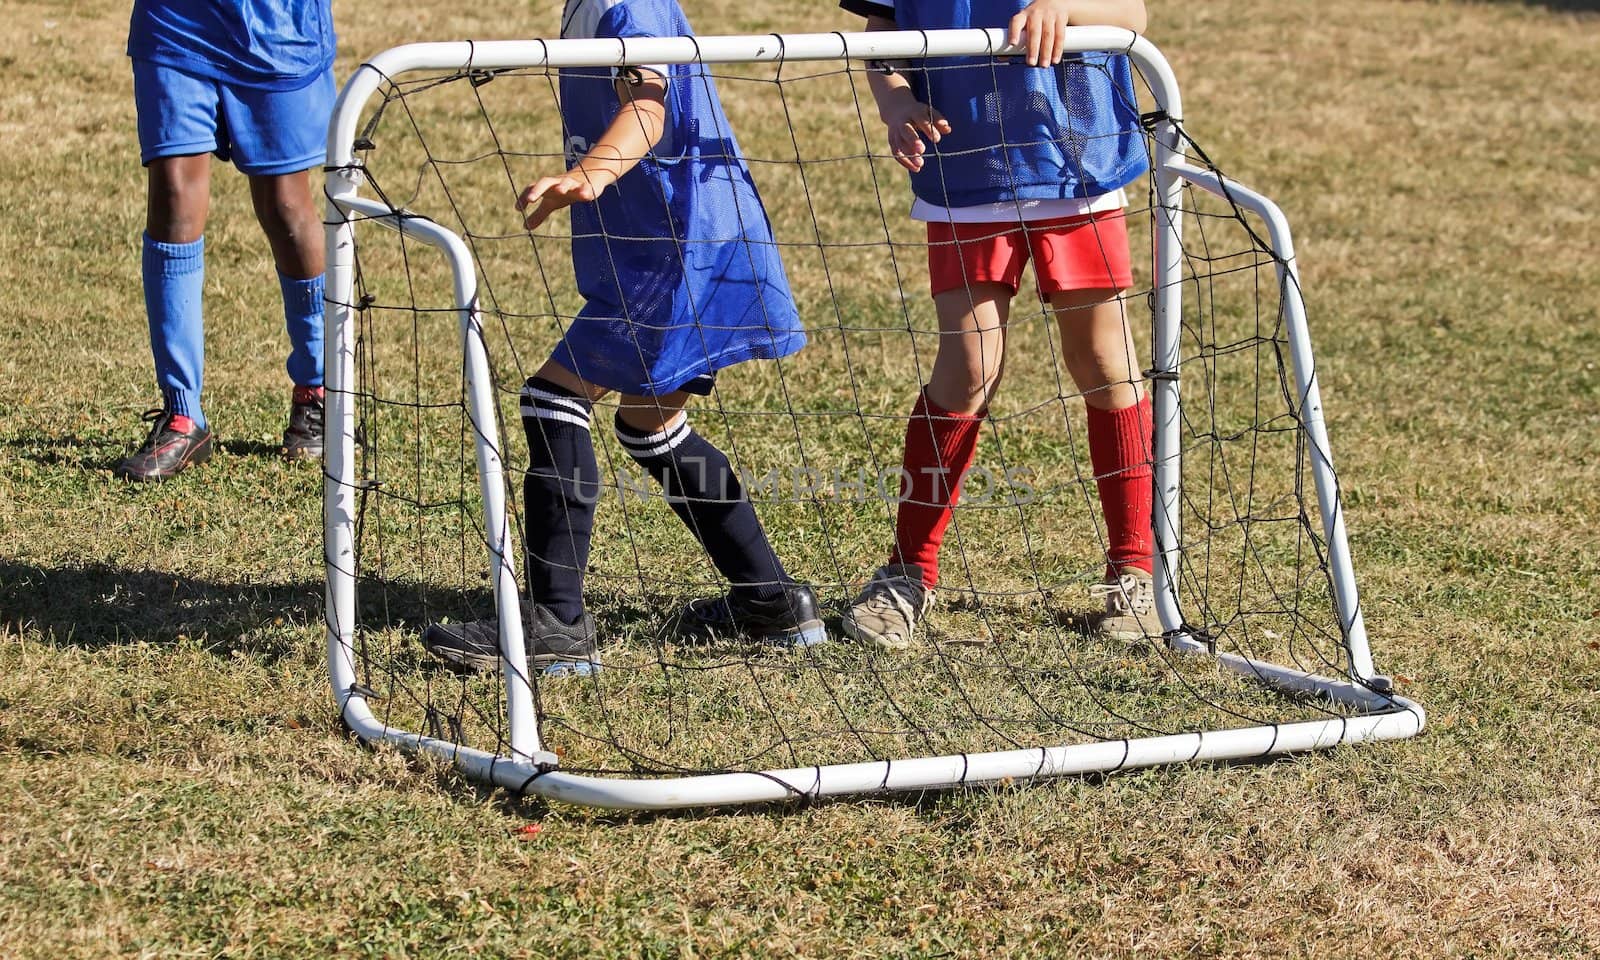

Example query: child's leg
[522,360,607,625]
[144,154,213,427]
[613,390,790,600]
[248,171,324,391]
[228,67,334,393]
[890,282,1012,587]
[417,359,603,672]
[1050,290,1154,577]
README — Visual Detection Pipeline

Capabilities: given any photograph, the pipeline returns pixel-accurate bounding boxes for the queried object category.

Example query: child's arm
[1007,0,1148,67]
[863,14,952,173]
[517,72,669,229]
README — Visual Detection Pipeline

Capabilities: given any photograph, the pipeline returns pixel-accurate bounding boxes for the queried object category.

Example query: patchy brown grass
[2,0,1598,957]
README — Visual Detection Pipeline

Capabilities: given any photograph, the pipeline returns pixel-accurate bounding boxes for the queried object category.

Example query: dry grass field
[2,0,1598,956]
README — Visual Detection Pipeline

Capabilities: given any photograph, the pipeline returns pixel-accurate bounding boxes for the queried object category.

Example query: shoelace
[864,571,926,624]
[138,407,173,444]
[679,594,742,633]
[1089,574,1155,615]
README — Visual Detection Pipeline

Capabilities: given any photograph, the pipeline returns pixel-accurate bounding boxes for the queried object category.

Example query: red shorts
[926,209,1134,298]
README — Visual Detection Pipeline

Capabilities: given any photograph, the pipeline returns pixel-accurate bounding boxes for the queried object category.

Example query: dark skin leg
[146,154,212,243]
[248,169,323,280]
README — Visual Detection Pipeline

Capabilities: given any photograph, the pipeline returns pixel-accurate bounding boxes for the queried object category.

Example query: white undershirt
[910,187,1127,223]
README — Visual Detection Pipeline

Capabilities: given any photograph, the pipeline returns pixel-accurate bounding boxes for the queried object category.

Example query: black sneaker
[420,602,599,676]
[283,387,324,461]
[682,583,828,647]
[113,408,213,482]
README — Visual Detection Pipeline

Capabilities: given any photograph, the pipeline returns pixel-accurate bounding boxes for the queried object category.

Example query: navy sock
[521,377,600,625]
[615,414,787,600]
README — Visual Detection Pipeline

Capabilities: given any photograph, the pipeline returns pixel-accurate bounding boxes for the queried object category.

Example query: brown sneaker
[113,408,213,482]
[283,386,324,461]
[840,564,935,650]
[1092,568,1161,643]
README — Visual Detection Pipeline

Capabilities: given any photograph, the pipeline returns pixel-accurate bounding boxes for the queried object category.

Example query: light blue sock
[280,271,324,388]
[143,233,206,429]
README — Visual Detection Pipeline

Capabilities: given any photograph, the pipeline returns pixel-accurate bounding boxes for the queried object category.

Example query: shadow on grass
[2,433,302,472]
[3,561,1246,821]
[0,559,490,661]
[0,433,126,471]
[219,438,293,459]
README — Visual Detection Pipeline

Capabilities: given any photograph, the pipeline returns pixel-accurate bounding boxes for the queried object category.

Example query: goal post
[322,27,1424,811]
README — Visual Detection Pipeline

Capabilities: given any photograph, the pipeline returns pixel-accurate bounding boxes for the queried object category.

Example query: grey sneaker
[1092,568,1160,643]
[840,564,935,650]
[420,602,598,676]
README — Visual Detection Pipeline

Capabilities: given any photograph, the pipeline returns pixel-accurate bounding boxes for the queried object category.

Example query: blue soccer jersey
[128,0,336,91]
[553,0,805,396]
[841,0,1148,208]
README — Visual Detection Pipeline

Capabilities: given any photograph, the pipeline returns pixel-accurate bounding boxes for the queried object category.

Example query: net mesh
[327,52,1382,784]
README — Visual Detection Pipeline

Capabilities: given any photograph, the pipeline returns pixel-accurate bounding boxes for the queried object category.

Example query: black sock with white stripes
[615,413,787,601]
[521,376,600,625]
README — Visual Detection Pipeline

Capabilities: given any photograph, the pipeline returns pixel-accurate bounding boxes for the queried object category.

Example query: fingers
[523,200,557,231]
[885,103,952,173]
[917,105,952,140]
[1009,7,1069,67]
[893,149,924,173]
[888,103,951,173]
[889,126,926,172]
[515,175,561,214]
[909,113,948,145]
[517,174,596,230]
[897,103,950,144]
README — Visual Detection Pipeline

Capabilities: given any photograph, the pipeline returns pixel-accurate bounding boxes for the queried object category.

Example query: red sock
[1086,395,1155,578]
[889,390,986,588]
[293,385,325,405]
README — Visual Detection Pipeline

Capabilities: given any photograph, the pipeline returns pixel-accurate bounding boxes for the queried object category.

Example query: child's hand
[1008,0,1073,66]
[880,94,951,173]
[516,171,603,230]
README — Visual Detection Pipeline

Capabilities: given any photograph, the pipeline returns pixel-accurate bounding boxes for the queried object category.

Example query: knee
[1062,339,1139,387]
[146,169,206,241]
[253,181,318,241]
[928,341,1003,414]
[256,196,316,243]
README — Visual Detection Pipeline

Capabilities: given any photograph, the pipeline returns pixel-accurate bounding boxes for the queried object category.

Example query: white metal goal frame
[321,26,1425,811]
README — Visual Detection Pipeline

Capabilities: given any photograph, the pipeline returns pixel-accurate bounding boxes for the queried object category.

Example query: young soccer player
[839,0,1159,645]
[117,0,334,481]
[419,0,824,674]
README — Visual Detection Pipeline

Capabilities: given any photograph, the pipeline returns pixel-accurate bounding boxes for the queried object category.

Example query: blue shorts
[132,58,334,176]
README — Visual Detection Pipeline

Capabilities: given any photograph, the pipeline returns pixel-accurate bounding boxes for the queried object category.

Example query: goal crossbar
[321,28,1425,811]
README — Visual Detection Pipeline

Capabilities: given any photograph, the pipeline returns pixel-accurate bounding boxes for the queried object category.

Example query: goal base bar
[338,664,1423,812]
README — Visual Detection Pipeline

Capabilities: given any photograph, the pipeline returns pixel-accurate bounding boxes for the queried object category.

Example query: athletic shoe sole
[422,639,600,676]
[839,616,913,651]
[759,620,829,648]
